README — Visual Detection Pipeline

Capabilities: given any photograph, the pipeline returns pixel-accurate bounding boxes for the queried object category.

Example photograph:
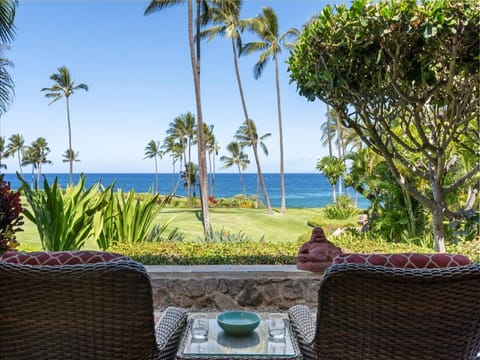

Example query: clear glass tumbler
[191,313,209,341]
[268,313,286,341]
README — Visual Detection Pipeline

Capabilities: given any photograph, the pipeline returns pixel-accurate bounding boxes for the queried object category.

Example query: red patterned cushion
[333,253,471,268]
[0,250,129,266]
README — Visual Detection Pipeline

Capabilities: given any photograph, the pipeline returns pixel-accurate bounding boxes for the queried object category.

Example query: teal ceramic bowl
[216,311,261,336]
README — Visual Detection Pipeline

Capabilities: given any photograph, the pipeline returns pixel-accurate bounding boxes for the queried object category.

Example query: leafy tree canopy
[289,0,479,252]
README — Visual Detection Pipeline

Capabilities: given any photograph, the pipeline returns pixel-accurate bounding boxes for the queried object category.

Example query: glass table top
[177,313,301,359]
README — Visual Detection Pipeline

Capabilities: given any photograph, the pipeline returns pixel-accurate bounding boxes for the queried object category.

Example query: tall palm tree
[21,145,36,187]
[200,123,219,195]
[243,7,299,214]
[220,141,249,200]
[145,0,211,237]
[0,0,16,123]
[162,134,183,195]
[41,66,88,185]
[144,140,163,194]
[321,106,336,158]
[0,136,7,173]
[201,0,273,214]
[30,137,51,189]
[62,149,80,163]
[5,133,24,174]
[167,112,196,198]
[235,119,271,208]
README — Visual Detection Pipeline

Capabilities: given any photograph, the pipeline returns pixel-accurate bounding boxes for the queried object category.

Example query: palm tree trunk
[66,96,73,185]
[37,162,42,190]
[186,138,192,198]
[274,55,286,214]
[211,151,216,195]
[171,158,175,194]
[174,157,183,195]
[188,0,210,236]
[17,149,22,175]
[154,155,159,194]
[231,39,272,214]
[237,163,246,201]
[326,105,333,158]
[336,115,343,196]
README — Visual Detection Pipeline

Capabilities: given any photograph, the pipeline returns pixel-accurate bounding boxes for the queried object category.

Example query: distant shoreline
[4,173,370,209]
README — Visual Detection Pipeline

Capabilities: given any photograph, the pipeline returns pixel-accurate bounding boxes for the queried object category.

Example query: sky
[1,0,341,174]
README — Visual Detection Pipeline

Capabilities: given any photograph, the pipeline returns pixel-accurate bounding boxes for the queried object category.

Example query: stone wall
[146,265,323,312]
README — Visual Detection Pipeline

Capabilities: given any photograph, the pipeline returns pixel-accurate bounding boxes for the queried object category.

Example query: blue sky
[2,0,338,174]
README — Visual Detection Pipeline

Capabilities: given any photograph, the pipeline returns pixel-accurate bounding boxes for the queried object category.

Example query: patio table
[176,312,302,360]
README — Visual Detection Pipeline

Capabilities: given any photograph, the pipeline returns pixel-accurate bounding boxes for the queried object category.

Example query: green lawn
[17,207,331,251]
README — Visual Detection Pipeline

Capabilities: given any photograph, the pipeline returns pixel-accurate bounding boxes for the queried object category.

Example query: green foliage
[93,189,178,249]
[448,209,480,243]
[19,174,111,251]
[145,224,185,242]
[316,155,346,188]
[199,227,265,243]
[323,203,358,220]
[110,240,299,265]
[110,226,480,265]
[289,0,480,251]
[0,175,23,253]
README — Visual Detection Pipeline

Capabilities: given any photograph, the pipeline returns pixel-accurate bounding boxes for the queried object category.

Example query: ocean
[4,172,369,209]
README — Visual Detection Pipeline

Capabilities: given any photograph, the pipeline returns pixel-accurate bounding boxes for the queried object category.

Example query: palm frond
[74,83,88,91]
[144,0,184,16]
[200,25,223,42]
[241,41,267,56]
[0,0,16,44]
[253,50,271,79]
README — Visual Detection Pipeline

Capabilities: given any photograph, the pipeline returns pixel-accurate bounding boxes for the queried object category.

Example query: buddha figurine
[297,227,342,272]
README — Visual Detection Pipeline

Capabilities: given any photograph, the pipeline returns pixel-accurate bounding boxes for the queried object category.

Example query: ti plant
[0,175,24,253]
[19,174,112,251]
[93,188,174,250]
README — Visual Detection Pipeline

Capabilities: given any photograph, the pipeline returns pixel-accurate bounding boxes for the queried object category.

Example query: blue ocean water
[4,172,369,209]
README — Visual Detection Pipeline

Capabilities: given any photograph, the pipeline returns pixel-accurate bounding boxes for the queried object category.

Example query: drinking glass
[268,313,286,341]
[191,313,209,341]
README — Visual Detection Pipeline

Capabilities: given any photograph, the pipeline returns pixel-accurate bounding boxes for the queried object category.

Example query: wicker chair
[288,262,480,360]
[0,255,187,360]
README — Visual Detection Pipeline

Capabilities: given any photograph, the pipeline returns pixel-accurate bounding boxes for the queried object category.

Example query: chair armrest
[155,306,188,358]
[288,304,317,360]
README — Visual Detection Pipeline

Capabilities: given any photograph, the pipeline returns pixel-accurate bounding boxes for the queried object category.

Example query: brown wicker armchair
[288,262,480,360]
[0,254,187,360]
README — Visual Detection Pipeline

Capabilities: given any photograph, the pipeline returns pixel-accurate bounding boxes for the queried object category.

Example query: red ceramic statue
[296,227,342,272]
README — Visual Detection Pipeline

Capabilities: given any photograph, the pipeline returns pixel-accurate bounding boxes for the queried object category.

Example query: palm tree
[145,0,211,237]
[167,112,196,198]
[200,123,219,195]
[0,136,7,173]
[201,0,273,214]
[316,155,346,204]
[41,66,88,185]
[243,7,299,214]
[144,140,163,194]
[162,134,183,194]
[235,119,271,208]
[62,149,80,163]
[220,141,249,200]
[5,133,24,174]
[21,145,36,187]
[321,106,336,158]
[30,137,51,189]
[0,0,16,122]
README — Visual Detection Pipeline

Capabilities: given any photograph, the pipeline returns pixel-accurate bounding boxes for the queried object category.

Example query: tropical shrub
[19,174,111,251]
[200,227,265,243]
[323,195,358,220]
[0,175,23,253]
[110,239,298,265]
[93,189,179,250]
